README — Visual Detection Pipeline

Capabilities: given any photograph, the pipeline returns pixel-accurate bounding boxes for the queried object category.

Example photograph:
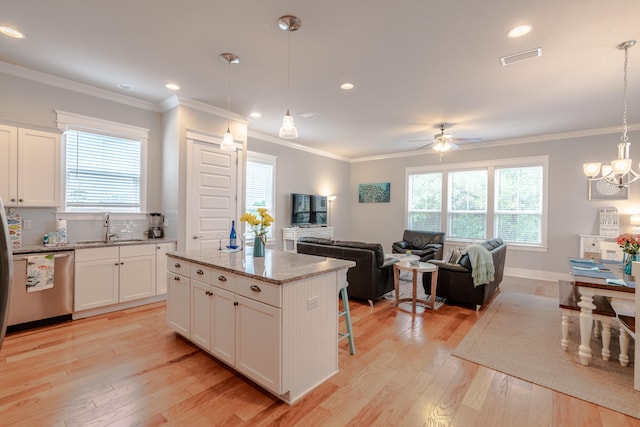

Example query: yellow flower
[240,208,274,237]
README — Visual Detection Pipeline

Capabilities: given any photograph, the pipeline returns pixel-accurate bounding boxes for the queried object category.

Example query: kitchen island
[166,248,355,404]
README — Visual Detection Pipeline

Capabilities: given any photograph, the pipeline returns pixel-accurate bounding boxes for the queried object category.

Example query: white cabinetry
[282,226,334,252]
[75,247,119,311]
[155,241,176,295]
[167,264,190,337]
[0,125,61,207]
[75,244,156,311]
[168,257,283,395]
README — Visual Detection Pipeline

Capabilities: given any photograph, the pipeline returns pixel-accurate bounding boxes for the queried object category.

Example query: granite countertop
[13,238,176,254]
[168,248,355,285]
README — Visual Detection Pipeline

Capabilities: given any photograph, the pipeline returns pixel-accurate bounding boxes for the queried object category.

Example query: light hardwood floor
[0,276,638,426]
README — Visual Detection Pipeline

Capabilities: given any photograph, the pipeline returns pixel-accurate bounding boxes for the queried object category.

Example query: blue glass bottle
[229,220,237,248]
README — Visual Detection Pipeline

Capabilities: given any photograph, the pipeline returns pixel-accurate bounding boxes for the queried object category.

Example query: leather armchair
[392,230,445,261]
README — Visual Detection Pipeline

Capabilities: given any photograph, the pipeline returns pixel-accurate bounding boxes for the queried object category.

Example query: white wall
[246,137,350,250]
[349,129,640,279]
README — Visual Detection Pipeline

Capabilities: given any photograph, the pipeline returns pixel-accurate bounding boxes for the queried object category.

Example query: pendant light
[219,53,239,151]
[583,40,637,188]
[278,15,301,139]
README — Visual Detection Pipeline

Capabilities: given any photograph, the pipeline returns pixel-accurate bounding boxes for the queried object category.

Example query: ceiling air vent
[500,47,542,66]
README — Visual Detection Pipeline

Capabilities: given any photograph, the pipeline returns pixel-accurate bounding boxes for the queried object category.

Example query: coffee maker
[148,213,164,238]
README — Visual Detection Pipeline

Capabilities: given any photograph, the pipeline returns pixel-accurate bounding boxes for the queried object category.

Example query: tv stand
[283,227,335,252]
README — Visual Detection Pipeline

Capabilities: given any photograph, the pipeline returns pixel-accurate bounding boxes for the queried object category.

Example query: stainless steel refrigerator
[0,197,13,349]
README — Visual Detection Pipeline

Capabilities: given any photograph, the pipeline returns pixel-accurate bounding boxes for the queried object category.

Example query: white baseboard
[72,294,166,320]
[504,267,571,283]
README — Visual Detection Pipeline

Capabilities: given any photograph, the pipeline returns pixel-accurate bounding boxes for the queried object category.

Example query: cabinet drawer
[75,246,119,262]
[315,229,333,238]
[168,257,190,275]
[283,230,296,239]
[236,276,281,308]
[297,229,317,238]
[120,243,155,257]
[190,263,212,283]
[211,269,237,293]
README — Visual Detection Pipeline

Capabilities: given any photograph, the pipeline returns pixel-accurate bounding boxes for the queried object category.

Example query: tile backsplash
[7,208,149,245]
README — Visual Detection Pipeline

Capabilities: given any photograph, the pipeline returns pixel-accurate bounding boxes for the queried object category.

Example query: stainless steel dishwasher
[8,250,74,331]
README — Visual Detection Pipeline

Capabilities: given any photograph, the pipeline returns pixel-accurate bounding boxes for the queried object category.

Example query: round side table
[393,261,439,313]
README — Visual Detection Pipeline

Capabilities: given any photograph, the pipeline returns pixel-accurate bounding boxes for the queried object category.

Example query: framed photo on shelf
[588,180,628,200]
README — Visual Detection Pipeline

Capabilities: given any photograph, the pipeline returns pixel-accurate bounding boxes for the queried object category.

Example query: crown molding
[247,130,350,162]
[0,61,160,112]
[160,95,248,124]
[350,123,640,163]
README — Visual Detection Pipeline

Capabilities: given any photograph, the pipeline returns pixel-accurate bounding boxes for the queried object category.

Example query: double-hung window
[56,111,148,213]
[245,152,276,242]
[406,156,548,249]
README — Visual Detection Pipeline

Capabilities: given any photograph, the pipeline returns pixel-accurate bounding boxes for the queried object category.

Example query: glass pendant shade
[279,110,298,139]
[583,162,601,178]
[601,164,614,178]
[220,128,236,151]
[611,158,632,176]
[433,141,452,153]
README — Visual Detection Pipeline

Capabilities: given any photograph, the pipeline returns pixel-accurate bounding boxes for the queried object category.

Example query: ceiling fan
[412,123,482,154]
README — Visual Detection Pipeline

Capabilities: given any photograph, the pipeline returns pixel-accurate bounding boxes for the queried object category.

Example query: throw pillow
[448,248,463,264]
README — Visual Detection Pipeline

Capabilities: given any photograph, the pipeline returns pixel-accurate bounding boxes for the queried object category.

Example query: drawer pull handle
[196,269,204,275]
[174,263,181,268]
[250,285,261,293]
[174,276,180,281]
[218,275,227,282]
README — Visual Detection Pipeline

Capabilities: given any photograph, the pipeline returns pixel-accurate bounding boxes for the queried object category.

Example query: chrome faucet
[104,213,118,241]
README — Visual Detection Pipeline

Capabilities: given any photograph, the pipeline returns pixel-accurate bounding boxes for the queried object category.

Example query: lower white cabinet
[168,257,282,395]
[75,244,156,311]
[167,271,190,337]
[155,241,176,295]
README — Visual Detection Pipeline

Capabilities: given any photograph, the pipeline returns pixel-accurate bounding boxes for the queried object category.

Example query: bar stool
[338,282,355,355]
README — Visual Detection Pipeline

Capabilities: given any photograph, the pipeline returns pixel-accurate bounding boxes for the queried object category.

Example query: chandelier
[583,40,636,188]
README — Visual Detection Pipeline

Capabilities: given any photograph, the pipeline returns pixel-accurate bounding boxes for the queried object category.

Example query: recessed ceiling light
[507,24,532,38]
[165,83,180,91]
[0,26,25,39]
[340,83,354,90]
[118,83,133,91]
[249,112,262,118]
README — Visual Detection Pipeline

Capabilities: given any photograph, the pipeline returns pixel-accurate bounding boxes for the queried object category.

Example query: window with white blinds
[245,152,276,241]
[56,110,148,212]
[65,131,141,209]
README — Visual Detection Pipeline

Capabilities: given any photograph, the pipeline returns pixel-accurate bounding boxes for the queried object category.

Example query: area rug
[383,276,446,310]
[452,290,639,419]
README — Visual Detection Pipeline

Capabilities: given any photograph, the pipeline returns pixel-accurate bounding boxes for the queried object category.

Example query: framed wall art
[358,182,391,203]
[588,180,629,200]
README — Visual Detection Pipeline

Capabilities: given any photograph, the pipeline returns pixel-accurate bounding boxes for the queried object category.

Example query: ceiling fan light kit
[583,40,637,188]
[278,15,301,140]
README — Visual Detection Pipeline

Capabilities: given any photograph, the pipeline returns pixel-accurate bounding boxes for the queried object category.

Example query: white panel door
[188,141,237,250]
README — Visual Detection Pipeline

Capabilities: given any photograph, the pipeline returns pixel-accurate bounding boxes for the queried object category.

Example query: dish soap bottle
[229,220,237,248]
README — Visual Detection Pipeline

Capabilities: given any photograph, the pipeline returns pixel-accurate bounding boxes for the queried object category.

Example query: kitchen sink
[74,238,147,245]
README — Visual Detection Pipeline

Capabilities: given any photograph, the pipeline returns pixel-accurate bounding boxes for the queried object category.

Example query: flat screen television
[291,193,327,227]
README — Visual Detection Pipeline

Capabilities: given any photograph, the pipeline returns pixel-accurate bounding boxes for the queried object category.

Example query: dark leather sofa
[392,230,445,261]
[425,238,506,310]
[296,237,397,303]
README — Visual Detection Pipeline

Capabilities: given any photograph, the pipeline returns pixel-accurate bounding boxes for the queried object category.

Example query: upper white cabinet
[0,125,61,207]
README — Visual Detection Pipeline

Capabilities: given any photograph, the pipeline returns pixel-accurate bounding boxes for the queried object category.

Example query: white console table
[579,234,622,261]
[283,227,334,252]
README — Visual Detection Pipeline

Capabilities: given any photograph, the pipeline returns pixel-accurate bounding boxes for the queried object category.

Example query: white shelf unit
[282,227,335,252]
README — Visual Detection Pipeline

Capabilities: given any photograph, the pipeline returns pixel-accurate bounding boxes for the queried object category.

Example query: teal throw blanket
[463,244,495,286]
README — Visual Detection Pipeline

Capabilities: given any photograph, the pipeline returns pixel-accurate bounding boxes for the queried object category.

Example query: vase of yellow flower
[240,208,274,258]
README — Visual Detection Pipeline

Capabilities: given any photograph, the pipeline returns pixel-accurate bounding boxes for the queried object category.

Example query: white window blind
[407,172,442,231]
[495,166,543,244]
[245,154,276,241]
[447,169,488,240]
[65,130,141,209]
